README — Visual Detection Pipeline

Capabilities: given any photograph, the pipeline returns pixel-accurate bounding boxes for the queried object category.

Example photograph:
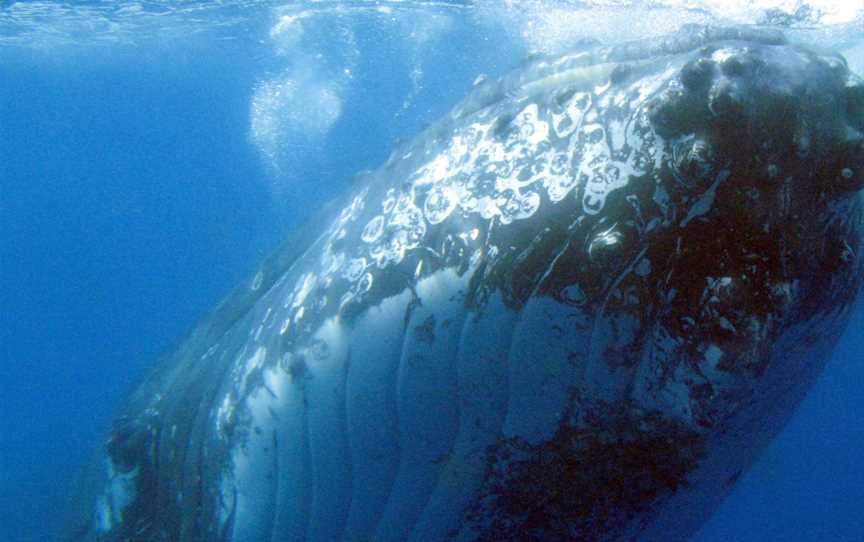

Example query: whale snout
[648,43,864,204]
[632,41,864,428]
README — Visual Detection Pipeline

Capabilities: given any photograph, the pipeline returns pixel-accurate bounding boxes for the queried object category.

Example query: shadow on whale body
[64,25,864,542]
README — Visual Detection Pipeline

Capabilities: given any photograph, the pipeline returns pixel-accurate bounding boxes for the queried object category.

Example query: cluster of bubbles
[249,10,356,179]
[246,3,464,184]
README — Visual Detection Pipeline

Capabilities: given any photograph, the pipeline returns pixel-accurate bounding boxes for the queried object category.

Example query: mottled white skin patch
[95,462,139,534]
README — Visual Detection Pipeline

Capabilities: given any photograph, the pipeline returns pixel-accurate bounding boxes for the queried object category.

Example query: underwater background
[1,1,863,540]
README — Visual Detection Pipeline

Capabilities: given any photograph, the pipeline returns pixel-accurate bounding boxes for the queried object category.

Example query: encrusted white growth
[424,185,460,225]
[224,357,293,541]
[366,191,427,268]
[276,63,664,317]
[214,347,270,438]
[291,273,317,310]
[250,270,264,291]
[343,257,368,282]
[361,215,385,242]
[241,346,267,385]
[551,91,590,138]
[216,392,235,435]
[95,461,140,534]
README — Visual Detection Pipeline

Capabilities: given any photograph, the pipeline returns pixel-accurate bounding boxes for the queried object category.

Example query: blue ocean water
[1,1,862,541]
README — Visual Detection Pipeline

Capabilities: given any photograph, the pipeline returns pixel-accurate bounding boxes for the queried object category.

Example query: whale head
[638,41,864,414]
[455,33,864,541]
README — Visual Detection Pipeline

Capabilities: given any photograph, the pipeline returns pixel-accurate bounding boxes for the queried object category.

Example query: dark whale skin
[64,26,864,542]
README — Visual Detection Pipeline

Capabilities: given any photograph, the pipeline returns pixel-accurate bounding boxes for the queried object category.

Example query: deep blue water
[1,2,863,541]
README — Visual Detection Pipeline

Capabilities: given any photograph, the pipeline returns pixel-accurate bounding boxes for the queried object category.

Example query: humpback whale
[66,25,864,541]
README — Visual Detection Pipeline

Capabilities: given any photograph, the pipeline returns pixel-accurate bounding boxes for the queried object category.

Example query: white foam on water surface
[476,0,862,56]
[1,1,860,51]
